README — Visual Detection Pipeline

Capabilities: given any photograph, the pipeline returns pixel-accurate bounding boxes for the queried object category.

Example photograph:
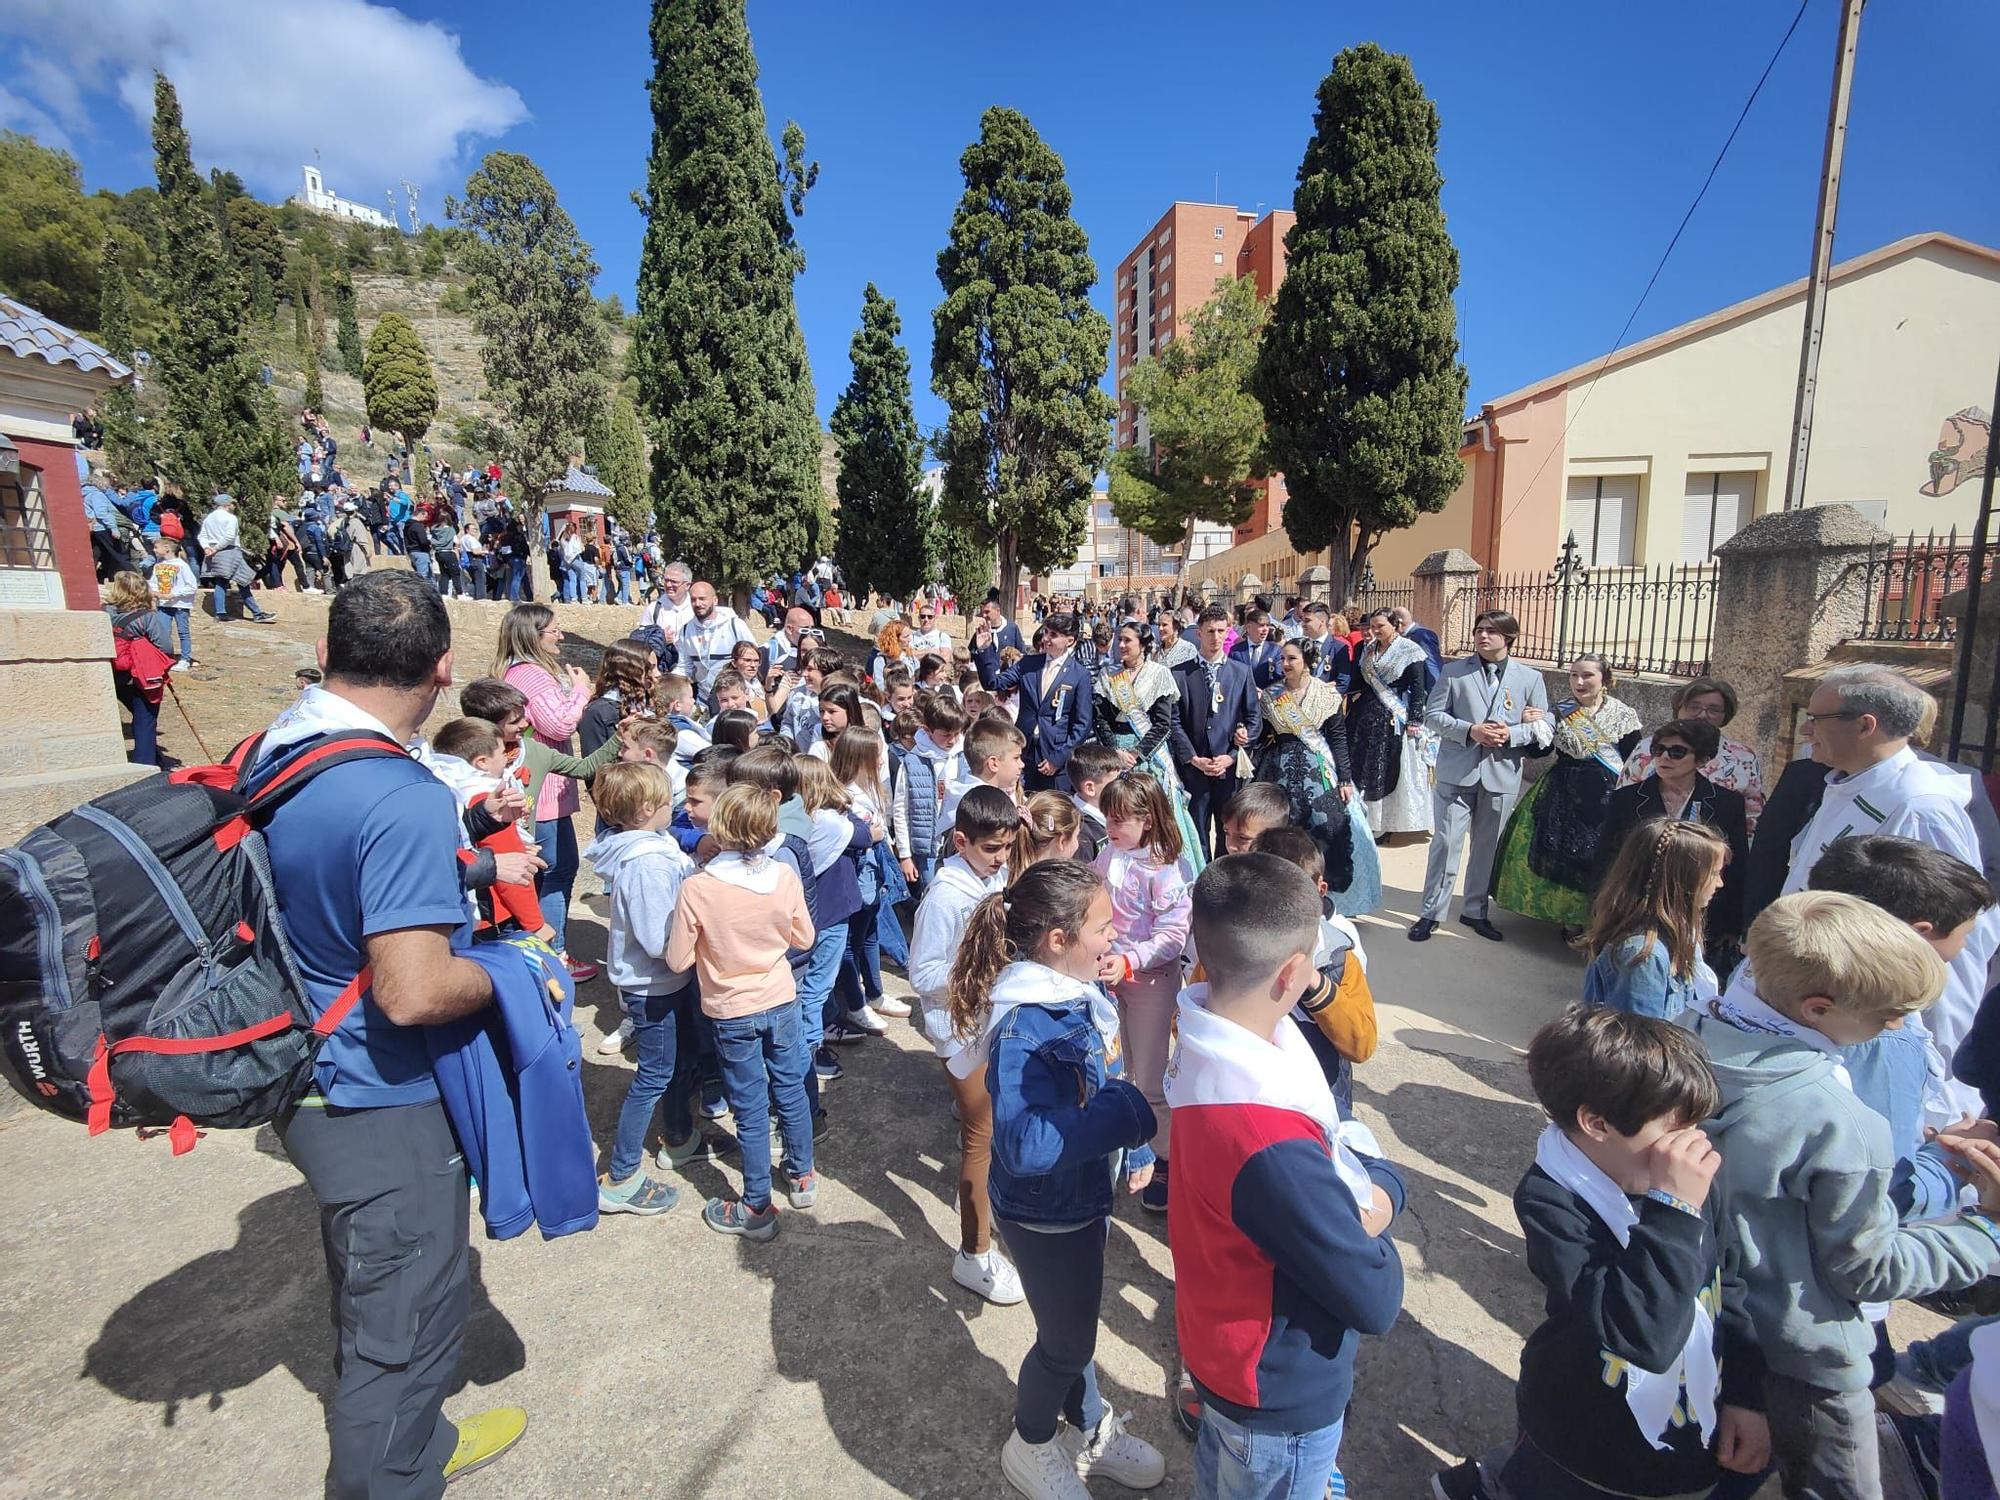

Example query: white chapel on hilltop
[291,165,394,230]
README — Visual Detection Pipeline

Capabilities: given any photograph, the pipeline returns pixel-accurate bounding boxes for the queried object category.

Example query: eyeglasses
[1656,744,1694,761]
[1803,710,1862,725]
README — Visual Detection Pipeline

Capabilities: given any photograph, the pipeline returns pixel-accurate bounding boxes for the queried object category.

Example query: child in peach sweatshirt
[665,784,816,1241]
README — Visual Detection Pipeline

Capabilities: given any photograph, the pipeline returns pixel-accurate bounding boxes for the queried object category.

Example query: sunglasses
[1657,744,1695,761]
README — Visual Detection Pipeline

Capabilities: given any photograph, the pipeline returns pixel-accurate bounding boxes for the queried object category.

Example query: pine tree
[829,285,924,602]
[450,151,608,504]
[148,72,287,551]
[1250,44,1468,597]
[334,274,364,375]
[633,0,824,592]
[362,311,438,443]
[932,107,1112,600]
[1108,274,1269,579]
[97,235,148,480]
[585,391,652,536]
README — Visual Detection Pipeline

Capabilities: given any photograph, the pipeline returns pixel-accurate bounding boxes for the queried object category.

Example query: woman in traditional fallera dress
[1350,611,1434,837]
[1492,653,1643,930]
[1255,638,1382,916]
[1094,621,1206,874]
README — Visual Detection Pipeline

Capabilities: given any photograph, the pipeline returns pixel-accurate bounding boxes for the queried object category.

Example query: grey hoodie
[1686,1006,2000,1391]
[584,828,693,996]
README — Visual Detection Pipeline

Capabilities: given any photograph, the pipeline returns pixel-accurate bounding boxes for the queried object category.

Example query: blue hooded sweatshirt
[425,938,598,1241]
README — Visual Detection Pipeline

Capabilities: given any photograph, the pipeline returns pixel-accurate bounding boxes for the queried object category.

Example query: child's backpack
[109,612,176,706]
[157,507,184,541]
[0,732,406,1151]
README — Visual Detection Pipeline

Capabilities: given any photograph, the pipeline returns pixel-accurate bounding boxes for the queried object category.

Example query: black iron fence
[1449,536,1717,677]
[1858,527,1998,643]
[1348,583,1415,621]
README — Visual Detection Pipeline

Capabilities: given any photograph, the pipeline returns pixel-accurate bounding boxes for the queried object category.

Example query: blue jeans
[833,899,882,1011]
[1196,1407,1344,1500]
[533,815,579,953]
[996,1216,1108,1444]
[797,920,848,1049]
[409,549,433,583]
[505,557,525,601]
[711,1000,814,1209]
[119,680,159,765]
[165,607,192,663]
[616,568,634,604]
[608,987,698,1180]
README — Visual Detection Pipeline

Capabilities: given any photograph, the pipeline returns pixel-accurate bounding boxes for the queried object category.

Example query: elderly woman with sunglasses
[1618,675,1766,833]
[1596,715,1751,970]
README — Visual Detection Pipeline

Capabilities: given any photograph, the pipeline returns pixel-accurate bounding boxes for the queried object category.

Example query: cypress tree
[248,261,276,326]
[334,275,364,375]
[362,311,438,442]
[303,340,325,411]
[1250,44,1468,597]
[932,107,1112,599]
[97,235,148,480]
[830,284,924,603]
[634,0,824,592]
[450,151,608,502]
[148,72,286,551]
[585,391,652,537]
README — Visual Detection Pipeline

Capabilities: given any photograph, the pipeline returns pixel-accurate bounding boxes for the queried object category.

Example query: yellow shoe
[442,1407,528,1485]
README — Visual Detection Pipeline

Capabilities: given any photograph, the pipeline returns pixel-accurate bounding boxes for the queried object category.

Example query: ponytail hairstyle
[1013,790,1081,870]
[1579,816,1729,977]
[1098,770,1184,866]
[791,752,851,814]
[828,725,885,810]
[949,859,1104,1043]
[592,638,653,704]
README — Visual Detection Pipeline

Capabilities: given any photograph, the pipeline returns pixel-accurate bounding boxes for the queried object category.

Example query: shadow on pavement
[81,1184,525,1428]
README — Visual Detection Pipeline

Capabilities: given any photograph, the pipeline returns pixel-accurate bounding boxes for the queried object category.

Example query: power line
[1495,0,1813,535]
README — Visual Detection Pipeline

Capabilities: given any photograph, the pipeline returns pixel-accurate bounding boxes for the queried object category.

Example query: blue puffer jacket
[425,938,598,1241]
[983,962,1157,1225]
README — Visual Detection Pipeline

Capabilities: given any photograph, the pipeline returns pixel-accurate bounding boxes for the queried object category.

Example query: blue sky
[5,0,1996,438]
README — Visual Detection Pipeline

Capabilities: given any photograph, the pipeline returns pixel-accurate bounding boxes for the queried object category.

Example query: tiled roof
[0,298,134,382]
[555,465,615,498]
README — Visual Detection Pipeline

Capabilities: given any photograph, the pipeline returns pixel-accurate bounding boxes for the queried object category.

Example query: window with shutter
[1680,472,1756,561]
[1564,475,1638,566]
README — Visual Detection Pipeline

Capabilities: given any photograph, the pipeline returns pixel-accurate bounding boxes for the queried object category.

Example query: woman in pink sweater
[495,604,597,979]
[666,785,817,1242]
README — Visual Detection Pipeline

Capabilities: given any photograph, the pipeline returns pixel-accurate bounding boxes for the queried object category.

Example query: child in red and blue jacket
[1164,852,1405,1500]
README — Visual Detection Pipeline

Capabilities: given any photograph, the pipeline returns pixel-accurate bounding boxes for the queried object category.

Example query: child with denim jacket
[949,859,1163,1500]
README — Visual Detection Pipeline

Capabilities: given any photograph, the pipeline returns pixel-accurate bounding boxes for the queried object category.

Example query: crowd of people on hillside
[83,478,2000,1500]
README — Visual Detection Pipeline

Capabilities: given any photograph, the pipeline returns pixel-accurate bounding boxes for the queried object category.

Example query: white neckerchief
[1707,968,1847,1061]
[1534,1124,1720,1449]
[705,850,780,894]
[1163,985,1374,1209]
[256,684,417,765]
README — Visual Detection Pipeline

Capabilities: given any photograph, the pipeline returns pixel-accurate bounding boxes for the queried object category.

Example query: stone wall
[0,608,149,843]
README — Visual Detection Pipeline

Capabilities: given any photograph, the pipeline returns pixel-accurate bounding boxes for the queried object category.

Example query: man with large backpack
[253,572,526,1495]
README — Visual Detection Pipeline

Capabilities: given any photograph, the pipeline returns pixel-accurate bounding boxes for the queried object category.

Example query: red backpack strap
[241,732,410,815]
[313,966,373,1037]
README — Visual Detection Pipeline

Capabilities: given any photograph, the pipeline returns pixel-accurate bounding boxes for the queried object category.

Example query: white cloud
[0,79,75,154]
[0,0,526,207]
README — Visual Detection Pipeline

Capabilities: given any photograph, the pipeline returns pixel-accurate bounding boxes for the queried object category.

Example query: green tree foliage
[0,132,110,330]
[305,255,329,362]
[586,391,652,536]
[1108,273,1269,573]
[633,0,825,591]
[451,151,609,502]
[387,233,414,276]
[830,285,925,602]
[362,311,439,442]
[932,107,1112,598]
[225,195,287,284]
[147,73,287,553]
[343,221,377,270]
[334,273,364,375]
[248,261,276,325]
[1250,44,1468,597]
[418,226,448,276]
[96,237,149,481]
[303,341,325,411]
[927,487,995,610]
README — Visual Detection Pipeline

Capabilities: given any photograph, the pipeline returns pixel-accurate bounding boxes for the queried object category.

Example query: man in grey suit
[1412,609,1551,942]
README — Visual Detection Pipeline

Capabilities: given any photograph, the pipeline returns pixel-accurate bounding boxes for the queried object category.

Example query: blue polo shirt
[261,752,471,1107]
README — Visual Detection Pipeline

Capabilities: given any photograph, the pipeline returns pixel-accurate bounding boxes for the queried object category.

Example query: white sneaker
[1000,1429,1090,1500]
[595,1017,635,1055]
[842,1006,888,1035]
[1059,1405,1166,1489]
[170,660,192,674]
[871,996,911,1019]
[952,1247,1025,1306]
[302,586,325,595]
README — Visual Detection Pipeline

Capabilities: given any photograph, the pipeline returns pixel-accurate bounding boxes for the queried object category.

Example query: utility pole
[1782,0,1864,510]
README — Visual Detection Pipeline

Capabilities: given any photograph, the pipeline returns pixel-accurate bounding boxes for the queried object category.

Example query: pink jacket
[1093,846,1192,975]
[504,661,589,819]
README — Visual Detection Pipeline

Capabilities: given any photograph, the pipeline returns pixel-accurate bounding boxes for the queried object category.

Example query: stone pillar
[1236,572,1263,608]
[1709,504,1889,771]
[1413,548,1482,649]
[0,607,150,843]
[1297,564,1331,607]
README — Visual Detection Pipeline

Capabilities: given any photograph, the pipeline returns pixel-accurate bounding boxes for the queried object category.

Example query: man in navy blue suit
[1299,602,1355,695]
[1172,605,1263,858]
[971,610,1093,791]
[1390,605,1444,680]
[1227,607,1286,688]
